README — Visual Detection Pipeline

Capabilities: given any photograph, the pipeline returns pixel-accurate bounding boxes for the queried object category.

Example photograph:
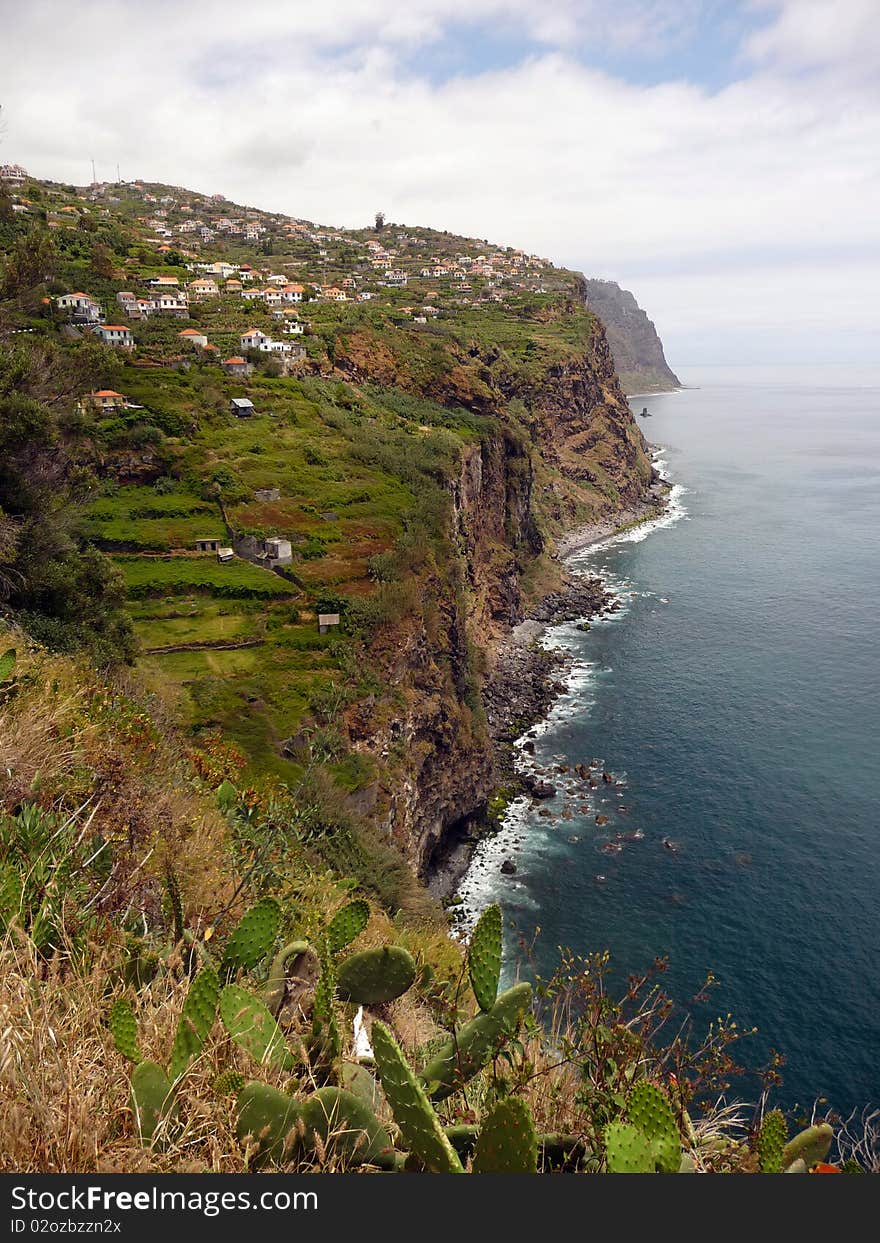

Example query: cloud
[2,1,877,363]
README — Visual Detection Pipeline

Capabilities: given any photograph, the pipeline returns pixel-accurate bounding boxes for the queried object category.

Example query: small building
[89,389,127,411]
[222,356,252,377]
[255,487,281,503]
[264,537,292,566]
[94,324,134,348]
[217,547,234,563]
[179,328,208,348]
[230,397,255,417]
[56,292,102,322]
[240,328,270,351]
[318,613,341,635]
[194,538,221,553]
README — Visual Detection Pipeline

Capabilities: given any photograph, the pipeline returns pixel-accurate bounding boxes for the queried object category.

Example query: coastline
[426,474,675,900]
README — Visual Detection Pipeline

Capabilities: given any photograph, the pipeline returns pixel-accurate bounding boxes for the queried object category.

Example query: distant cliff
[580,278,680,394]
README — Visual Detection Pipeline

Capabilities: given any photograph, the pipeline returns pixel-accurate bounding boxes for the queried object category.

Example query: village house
[225,279,243,292]
[179,328,208,348]
[93,324,135,348]
[0,163,28,186]
[240,328,270,351]
[56,292,102,322]
[116,291,136,308]
[88,390,127,412]
[318,613,341,635]
[194,538,221,553]
[280,283,304,302]
[230,397,255,417]
[151,292,189,317]
[148,275,180,288]
[263,537,292,566]
[383,269,408,286]
[255,487,281,503]
[187,278,219,299]
[222,356,253,377]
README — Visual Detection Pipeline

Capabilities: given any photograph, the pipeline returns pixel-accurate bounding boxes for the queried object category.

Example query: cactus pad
[371,1020,463,1173]
[782,1123,833,1171]
[604,1121,655,1173]
[220,897,281,978]
[473,1097,538,1173]
[130,1061,176,1146]
[301,1086,395,1169]
[420,981,532,1100]
[219,983,298,1070]
[627,1081,680,1173]
[236,1082,303,1166]
[468,903,502,1013]
[109,997,140,1063]
[757,1108,788,1173]
[336,945,417,1006]
[169,966,220,1081]
[327,900,370,953]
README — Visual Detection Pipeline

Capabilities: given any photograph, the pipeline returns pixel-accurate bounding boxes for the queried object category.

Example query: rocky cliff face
[581,277,680,394]
[344,319,656,875]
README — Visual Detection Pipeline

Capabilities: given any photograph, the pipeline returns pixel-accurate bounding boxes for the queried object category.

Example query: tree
[374,211,385,233]
[0,226,58,299]
[90,240,115,279]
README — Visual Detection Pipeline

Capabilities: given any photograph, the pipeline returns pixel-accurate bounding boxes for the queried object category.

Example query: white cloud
[2,1,877,363]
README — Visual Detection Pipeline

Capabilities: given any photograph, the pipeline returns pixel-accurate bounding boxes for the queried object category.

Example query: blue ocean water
[459,365,880,1116]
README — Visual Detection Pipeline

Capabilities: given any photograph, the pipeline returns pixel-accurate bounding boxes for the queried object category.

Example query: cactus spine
[468,903,502,1013]
[371,1020,463,1173]
[472,1097,538,1173]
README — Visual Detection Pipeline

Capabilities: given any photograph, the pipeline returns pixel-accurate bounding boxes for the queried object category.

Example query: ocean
[458,365,880,1117]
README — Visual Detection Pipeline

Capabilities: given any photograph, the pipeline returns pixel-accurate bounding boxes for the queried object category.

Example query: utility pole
[91,157,97,185]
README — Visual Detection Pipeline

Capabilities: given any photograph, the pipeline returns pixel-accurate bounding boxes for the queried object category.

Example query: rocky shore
[426,483,672,899]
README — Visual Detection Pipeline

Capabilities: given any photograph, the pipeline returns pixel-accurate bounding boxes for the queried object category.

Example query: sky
[2,0,879,366]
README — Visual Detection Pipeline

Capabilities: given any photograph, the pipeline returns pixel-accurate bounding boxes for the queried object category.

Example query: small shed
[217,547,234,563]
[230,397,255,417]
[264,537,292,566]
[195,538,220,552]
[255,487,281,503]
[318,613,341,635]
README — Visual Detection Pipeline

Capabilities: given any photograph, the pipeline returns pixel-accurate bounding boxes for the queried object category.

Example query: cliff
[581,277,681,394]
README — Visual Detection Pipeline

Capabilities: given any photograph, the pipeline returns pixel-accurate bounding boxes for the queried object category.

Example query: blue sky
[3,0,879,366]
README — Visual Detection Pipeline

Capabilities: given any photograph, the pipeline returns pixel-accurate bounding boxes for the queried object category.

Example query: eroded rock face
[581,277,681,395]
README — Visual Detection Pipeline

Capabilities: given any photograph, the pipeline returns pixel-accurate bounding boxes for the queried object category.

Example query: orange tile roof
[223,356,246,364]
[179,328,202,335]
[92,390,123,398]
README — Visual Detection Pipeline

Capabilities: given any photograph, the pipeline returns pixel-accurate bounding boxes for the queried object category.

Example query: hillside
[582,278,681,393]
[0,167,857,1178]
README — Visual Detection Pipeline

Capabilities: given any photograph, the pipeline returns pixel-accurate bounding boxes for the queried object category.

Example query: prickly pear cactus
[327,900,370,953]
[782,1123,833,1171]
[468,903,502,1013]
[131,1061,176,1146]
[236,1082,302,1166]
[604,1121,655,1173]
[109,997,141,1063]
[757,1108,788,1173]
[473,1097,538,1173]
[627,1081,680,1174]
[302,1086,395,1169]
[219,983,298,1070]
[420,981,532,1100]
[336,945,417,1006]
[220,897,281,978]
[169,966,220,1081]
[371,1020,463,1173]
[342,1061,384,1113]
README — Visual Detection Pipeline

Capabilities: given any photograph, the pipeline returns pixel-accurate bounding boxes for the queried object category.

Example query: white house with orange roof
[88,390,128,412]
[93,324,134,348]
[187,278,219,299]
[56,292,102,322]
[240,328,271,351]
[179,328,208,349]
